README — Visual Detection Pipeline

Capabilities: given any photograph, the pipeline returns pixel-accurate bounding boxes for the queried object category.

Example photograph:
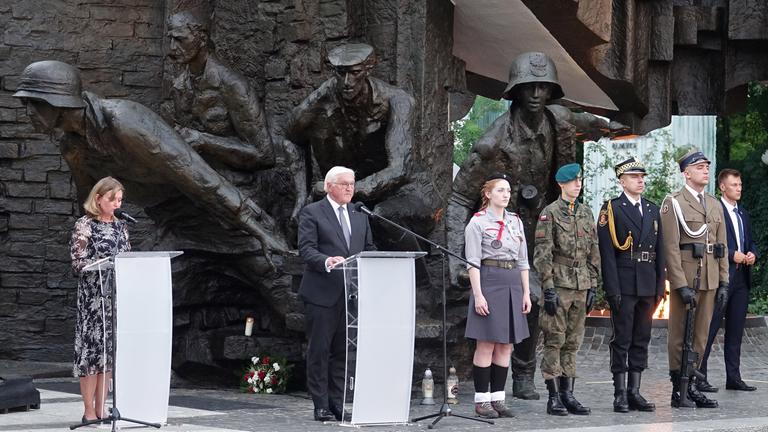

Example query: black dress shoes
[696,379,719,393]
[726,380,757,391]
[329,405,352,421]
[314,408,334,421]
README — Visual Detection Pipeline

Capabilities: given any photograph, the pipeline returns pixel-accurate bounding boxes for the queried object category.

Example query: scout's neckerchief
[491,220,504,249]
[486,212,519,249]
[667,195,708,239]
[607,200,633,252]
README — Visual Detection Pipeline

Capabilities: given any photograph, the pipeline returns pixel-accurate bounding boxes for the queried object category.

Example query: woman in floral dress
[70,176,131,422]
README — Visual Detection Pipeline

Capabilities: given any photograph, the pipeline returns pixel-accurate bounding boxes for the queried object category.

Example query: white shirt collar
[623,192,641,208]
[720,197,738,213]
[684,183,705,201]
[327,195,346,211]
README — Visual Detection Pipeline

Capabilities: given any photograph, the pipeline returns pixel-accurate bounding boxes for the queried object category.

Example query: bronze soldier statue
[597,157,664,413]
[533,163,601,416]
[161,10,275,171]
[13,60,289,265]
[285,43,439,252]
[447,52,623,400]
[660,148,728,409]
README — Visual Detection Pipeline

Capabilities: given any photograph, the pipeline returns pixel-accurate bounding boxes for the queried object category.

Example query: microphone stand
[356,205,493,428]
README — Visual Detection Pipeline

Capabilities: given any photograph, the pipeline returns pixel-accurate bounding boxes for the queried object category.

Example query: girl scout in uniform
[464,173,532,418]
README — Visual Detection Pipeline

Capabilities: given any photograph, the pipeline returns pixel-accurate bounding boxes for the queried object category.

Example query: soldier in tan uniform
[660,149,729,409]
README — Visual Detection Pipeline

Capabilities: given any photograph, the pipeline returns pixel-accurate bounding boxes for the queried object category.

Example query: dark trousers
[700,269,749,381]
[511,302,540,377]
[304,299,346,410]
[609,294,654,373]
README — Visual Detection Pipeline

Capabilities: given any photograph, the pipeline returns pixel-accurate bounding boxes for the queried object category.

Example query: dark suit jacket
[721,201,759,287]
[598,193,666,298]
[298,197,376,307]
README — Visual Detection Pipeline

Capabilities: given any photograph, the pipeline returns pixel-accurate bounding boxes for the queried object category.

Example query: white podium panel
[337,251,425,426]
[114,251,181,426]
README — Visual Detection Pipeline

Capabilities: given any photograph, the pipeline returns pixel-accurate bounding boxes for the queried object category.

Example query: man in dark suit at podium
[298,166,376,421]
[697,168,759,392]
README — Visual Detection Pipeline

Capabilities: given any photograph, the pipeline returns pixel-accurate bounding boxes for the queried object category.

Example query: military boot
[627,371,655,412]
[670,370,694,408]
[544,379,568,416]
[558,377,590,415]
[612,372,629,413]
[512,375,540,400]
[688,377,718,408]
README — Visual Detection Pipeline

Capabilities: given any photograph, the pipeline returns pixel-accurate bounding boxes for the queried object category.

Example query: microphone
[114,208,137,224]
[353,202,374,217]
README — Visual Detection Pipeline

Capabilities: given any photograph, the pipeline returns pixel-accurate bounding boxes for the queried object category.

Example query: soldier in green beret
[533,163,601,416]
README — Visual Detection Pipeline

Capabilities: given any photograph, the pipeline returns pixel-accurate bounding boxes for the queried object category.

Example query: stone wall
[0,0,166,363]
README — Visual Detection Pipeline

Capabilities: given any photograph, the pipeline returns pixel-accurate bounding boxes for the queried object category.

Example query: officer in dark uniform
[597,157,665,413]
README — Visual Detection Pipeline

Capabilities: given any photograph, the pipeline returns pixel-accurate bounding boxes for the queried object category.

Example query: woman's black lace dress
[70,216,131,377]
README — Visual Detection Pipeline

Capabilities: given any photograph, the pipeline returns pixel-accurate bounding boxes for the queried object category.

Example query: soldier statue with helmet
[446,51,622,400]
[12,60,289,263]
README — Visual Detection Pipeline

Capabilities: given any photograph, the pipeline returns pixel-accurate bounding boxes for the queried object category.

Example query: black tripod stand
[71,257,161,430]
[355,204,493,428]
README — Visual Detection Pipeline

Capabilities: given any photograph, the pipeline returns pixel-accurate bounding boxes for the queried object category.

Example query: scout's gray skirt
[465,265,530,344]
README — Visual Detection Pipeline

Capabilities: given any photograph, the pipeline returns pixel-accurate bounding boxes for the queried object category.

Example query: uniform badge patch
[539,214,549,221]
[661,204,669,214]
[598,209,608,227]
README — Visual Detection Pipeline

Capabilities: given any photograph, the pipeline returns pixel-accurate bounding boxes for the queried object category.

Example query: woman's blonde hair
[83,176,124,217]
[479,178,509,210]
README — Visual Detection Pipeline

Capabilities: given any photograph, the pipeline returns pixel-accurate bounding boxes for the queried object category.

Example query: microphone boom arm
[356,204,478,269]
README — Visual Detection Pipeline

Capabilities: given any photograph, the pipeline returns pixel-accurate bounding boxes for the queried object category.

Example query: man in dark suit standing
[696,168,759,392]
[597,157,665,413]
[298,166,376,421]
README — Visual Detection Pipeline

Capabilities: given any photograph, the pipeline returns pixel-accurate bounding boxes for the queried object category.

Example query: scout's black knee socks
[473,365,491,403]
[490,363,509,401]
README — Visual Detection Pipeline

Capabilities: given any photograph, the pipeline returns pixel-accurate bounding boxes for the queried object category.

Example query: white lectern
[83,251,182,427]
[334,251,426,426]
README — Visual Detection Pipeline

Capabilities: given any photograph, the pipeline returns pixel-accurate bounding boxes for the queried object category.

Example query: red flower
[271,375,278,385]
[257,370,266,380]
[262,356,270,365]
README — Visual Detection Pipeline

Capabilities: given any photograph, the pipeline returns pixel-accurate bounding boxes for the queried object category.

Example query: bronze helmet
[502,52,564,101]
[13,60,86,108]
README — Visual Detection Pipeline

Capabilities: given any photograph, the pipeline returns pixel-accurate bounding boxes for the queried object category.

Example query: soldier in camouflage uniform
[534,163,601,416]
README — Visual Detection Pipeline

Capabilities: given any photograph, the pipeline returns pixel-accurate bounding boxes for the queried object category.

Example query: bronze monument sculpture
[161,10,276,172]
[285,43,439,253]
[12,60,288,264]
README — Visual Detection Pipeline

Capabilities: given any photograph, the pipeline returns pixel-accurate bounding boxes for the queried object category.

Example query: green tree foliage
[452,96,508,165]
[583,130,680,206]
[718,82,768,313]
